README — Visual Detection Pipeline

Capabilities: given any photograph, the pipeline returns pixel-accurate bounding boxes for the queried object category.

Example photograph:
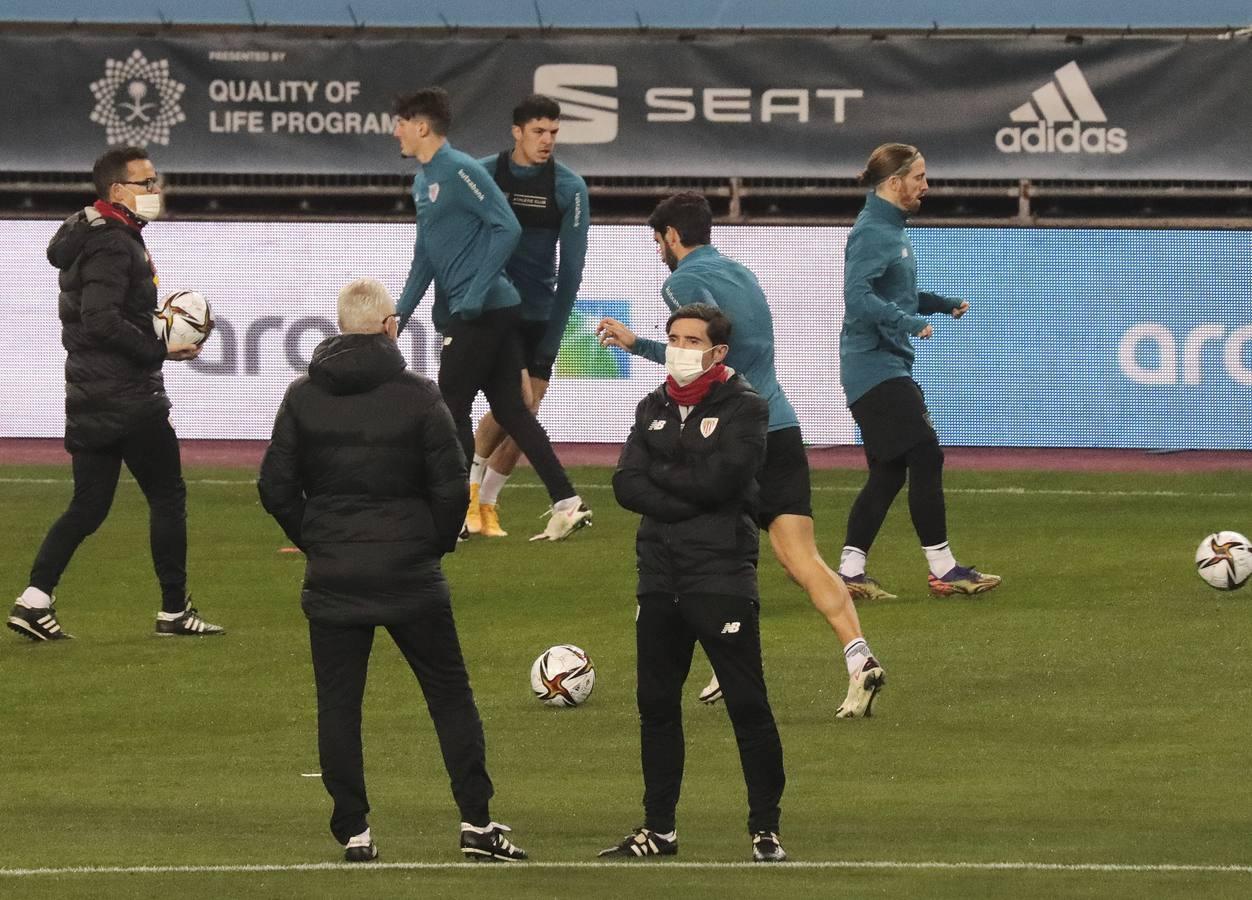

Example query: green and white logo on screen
[555,300,631,379]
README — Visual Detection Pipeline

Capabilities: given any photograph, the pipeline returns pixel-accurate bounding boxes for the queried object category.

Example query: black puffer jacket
[258,332,468,624]
[48,205,169,452]
[613,373,769,599]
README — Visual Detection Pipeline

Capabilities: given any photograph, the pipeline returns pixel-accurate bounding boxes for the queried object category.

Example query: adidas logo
[995,61,1127,155]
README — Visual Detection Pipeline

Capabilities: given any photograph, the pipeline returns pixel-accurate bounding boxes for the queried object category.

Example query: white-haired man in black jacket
[259,278,526,864]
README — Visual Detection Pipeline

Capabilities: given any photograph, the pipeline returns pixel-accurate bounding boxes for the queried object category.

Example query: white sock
[479,467,511,506]
[554,495,581,514]
[654,829,676,841]
[843,638,872,676]
[469,454,488,487]
[19,586,52,609]
[839,546,867,578]
[923,541,957,578]
[460,822,495,833]
[346,827,372,846]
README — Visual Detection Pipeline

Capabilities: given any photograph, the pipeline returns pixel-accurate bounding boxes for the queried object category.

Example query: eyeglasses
[382,313,398,327]
[119,177,163,192]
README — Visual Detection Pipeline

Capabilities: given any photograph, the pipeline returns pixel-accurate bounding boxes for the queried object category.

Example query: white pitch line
[1,860,1250,877]
[0,477,1246,500]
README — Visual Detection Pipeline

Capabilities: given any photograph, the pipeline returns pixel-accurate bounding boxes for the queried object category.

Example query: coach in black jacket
[602,303,787,863]
[7,146,222,643]
[258,277,526,864]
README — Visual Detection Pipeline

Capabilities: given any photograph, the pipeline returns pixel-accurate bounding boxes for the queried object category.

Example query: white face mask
[132,193,162,221]
[665,345,709,386]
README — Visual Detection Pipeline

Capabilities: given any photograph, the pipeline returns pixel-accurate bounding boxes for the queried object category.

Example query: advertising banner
[0,220,1247,449]
[0,33,1248,179]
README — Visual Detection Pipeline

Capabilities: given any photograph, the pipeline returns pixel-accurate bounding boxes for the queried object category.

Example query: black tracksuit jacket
[613,373,769,599]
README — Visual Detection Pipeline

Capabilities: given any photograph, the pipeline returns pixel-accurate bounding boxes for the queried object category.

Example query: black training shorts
[848,376,938,463]
[757,426,813,527]
[519,320,554,383]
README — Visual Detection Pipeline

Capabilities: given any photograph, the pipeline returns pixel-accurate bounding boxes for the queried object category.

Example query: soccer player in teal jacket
[598,192,885,718]
[463,94,591,538]
[837,142,1000,598]
[391,88,590,542]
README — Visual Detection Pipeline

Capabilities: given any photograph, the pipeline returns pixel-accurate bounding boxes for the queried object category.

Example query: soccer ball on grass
[1195,531,1252,591]
[530,644,595,707]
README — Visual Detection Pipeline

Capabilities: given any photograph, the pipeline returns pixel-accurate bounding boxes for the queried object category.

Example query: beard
[662,245,679,272]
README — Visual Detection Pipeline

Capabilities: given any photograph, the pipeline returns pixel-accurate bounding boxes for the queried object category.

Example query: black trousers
[636,591,785,835]
[437,306,574,504]
[29,414,187,612]
[845,439,947,551]
[308,600,494,844]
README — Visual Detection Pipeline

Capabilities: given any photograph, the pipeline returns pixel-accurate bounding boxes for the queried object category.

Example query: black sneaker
[344,828,378,862]
[7,598,72,641]
[751,831,787,863]
[155,597,225,636]
[460,822,527,862]
[598,827,678,859]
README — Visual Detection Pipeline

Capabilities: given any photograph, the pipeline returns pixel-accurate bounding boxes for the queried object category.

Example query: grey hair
[337,278,396,334]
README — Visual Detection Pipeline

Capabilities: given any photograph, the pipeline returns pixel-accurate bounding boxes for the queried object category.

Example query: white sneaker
[697,673,723,705]
[529,503,592,542]
[836,656,885,718]
[344,827,378,862]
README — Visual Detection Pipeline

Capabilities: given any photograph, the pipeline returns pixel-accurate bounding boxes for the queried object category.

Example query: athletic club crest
[89,49,186,146]
[428,183,440,203]
[700,418,719,438]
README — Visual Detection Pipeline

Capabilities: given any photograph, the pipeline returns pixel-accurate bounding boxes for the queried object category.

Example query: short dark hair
[92,146,149,200]
[857,142,921,187]
[648,192,713,248]
[513,94,561,126]
[667,302,732,347]
[393,87,452,135]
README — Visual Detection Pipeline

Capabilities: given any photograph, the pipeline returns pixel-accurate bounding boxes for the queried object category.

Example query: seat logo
[533,64,619,144]
[995,61,1126,155]
[89,49,187,146]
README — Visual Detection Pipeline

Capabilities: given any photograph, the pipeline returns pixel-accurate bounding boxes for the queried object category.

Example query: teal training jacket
[631,245,799,433]
[840,192,962,405]
[478,154,590,364]
[397,142,522,333]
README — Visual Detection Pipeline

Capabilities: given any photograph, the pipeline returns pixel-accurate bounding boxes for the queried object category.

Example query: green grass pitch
[1,462,1250,898]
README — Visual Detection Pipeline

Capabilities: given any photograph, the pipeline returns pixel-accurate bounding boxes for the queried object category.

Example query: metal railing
[2,171,1249,227]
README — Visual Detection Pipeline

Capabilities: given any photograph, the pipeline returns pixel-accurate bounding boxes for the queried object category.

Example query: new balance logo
[995,61,1127,155]
[720,622,741,634]
[533,64,618,144]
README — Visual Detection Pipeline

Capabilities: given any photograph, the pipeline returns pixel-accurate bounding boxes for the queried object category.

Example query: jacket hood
[47,207,107,270]
[308,332,408,396]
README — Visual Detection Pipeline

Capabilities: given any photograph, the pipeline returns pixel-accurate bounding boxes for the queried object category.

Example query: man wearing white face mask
[8,146,223,642]
[605,303,787,863]
[598,192,884,719]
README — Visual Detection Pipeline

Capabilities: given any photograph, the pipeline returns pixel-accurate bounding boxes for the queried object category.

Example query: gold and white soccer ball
[1195,531,1252,591]
[154,289,212,347]
[530,644,595,707]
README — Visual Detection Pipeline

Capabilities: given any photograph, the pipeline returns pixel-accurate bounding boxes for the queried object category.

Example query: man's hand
[597,317,637,350]
[915,324,934,339]
[951,301,970,319]
[166,342,202,361]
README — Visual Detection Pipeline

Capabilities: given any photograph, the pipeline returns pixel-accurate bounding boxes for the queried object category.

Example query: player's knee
[868,462,907,495]
[637,686,682,721]
[906,440,944,475]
